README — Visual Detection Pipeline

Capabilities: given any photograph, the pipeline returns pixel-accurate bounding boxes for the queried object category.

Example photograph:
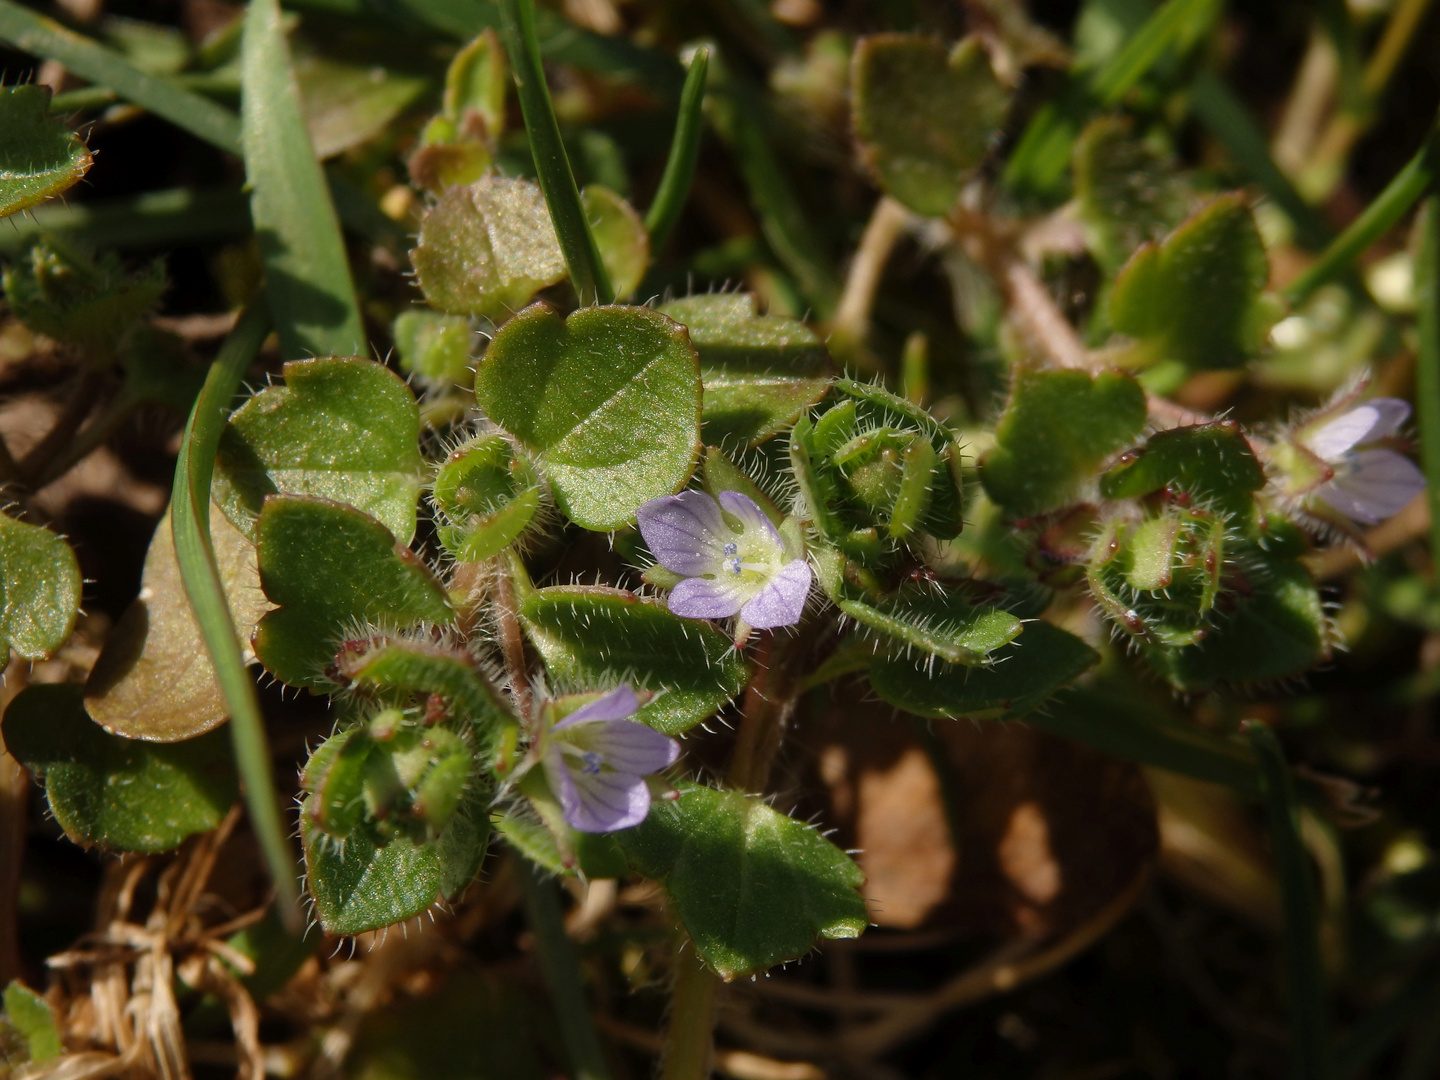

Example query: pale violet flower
[637,490,812,628]
[541,685,679,833]
[1294,398,1426,525]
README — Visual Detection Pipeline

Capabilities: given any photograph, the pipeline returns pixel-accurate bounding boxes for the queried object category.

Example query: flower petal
[553,685,639,730]
[667,575,748,619]
[637,491,732,576]
[571,718,680,774]
[1306,400,1411,459]
[566,767,653,833]
[739,558,812,628]
[718,490,783,548]
[1317,448,1426,524]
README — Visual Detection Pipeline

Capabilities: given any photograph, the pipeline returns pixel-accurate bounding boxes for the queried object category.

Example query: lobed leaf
[214,356,423,544]
[1109,194,1272,371]
[301,790,490,935]
[1073,116,1192,274]
[474,303,701,530]
[0,84,91,219]
[660,293,832,448]
[869,620,1099,720]
[1143,560,1329,692]
[253,496,454,690]
[851,34,1011,217]
[1099,421,1265,522]
[2,684,237,853]
[412,175,567,320]
[981,368,1147,517]
[616,783,867,979]
[520,586,749,735]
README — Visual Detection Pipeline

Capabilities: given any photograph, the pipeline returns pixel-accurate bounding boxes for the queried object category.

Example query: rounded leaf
[475,304,702,530]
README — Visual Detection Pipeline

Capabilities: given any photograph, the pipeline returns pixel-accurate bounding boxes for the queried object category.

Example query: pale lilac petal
[576,719,680,774]
[540,744,581,825]
[738,558,812,628]
[717,490,783,548]
[668,576,747,619]
[553,685,639,730]
[1307,401,1409,458]
[1318,449,1426,524]
[1359,398,1412,441]
[566,768,652,832]
[637,491,731,575]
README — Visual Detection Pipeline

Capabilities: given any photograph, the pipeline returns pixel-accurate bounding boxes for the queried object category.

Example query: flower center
[580,750,603,775]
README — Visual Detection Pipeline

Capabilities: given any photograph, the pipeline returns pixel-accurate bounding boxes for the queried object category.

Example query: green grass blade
[0,0,240,153]
[499,0,613,307]
[242,0,368,360]
[172,299,302,933]
[1244,721,1329,1080]
[644,47,710,253]
[1090,0,1218,107]
[1284,112,1440,307]
[516,859,614,1080]
[1412,196,1440,563]
[0,188,250,254]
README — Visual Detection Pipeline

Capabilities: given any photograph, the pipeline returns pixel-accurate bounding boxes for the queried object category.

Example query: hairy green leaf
[2,684,237,852]
[520,586,749,735]
[870,620,1099,720]
[851,34,1011,217]
[0,85,91,219]
[253,496,454,690]
[0,511,80,661]
[981,368,1147,516]
[616,783,867,979]
[215,356,422,544]
[1099,421,1265,521]
[1074,116,1191,274]
[412,175,567,319]
[475,303,701,530]
[393,310,474,386]
[660,293,831,448]
[1109,194,1272,370]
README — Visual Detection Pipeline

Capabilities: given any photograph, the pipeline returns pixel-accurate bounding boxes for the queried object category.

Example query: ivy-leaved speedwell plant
[0,0,1436,1077]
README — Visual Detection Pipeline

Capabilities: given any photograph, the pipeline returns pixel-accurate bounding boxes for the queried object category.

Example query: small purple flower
[637,490,812,629]
[1298,398,1426,525]
[540,685,679,833]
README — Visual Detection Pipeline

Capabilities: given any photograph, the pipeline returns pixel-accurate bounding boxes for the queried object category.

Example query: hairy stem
[491,557,533,723]
[661,946,720,1080]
